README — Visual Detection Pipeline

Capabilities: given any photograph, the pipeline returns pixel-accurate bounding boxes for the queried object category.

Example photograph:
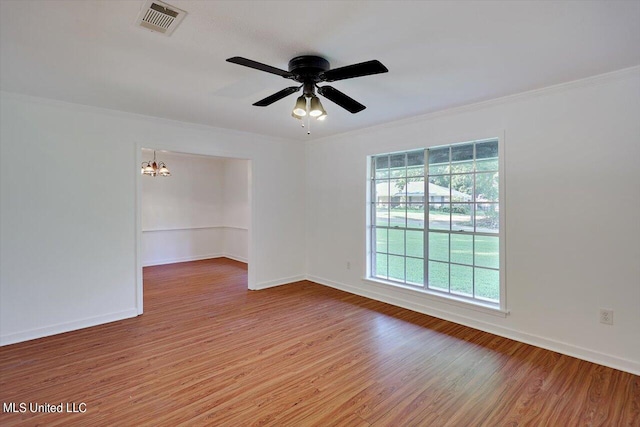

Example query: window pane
[451,144,473,173]
[406,230,423,258]
[407,151,424,178]
[451,204,474,232]
[476,158,498,172]
[389,153,406,178]
[475,268,499,302]
[375,253,388,279]
[476,140,498,159]
[428,261,449,291]
[475,172,499,202]
[405,177,424,206]
[375,228,388,253]
[374,203,389,227]
[476,140,498,171]
[474,236,499,269]
[407,165,423,178]
[428,175,449,204]
[428,232,449,262]
[389,203,407,228]
[451,233,473,265]
[428,147,449,175]
[451,264,473,297]
[375,155,389,178]
[388,229,405,255]
[389,179,406,205]
[374,179,390,204]
[476,203,499,234]
[389,255,405,282]
[407,150,425,166]
[451,174,473,202]
[429,203,450,230]
[407,203,424,229]
[406,257,424,286]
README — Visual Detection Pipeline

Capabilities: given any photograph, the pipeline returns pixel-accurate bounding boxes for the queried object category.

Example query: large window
[369,138,502,307]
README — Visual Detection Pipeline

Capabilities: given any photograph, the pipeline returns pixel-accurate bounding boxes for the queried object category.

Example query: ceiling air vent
[135,0,187,36]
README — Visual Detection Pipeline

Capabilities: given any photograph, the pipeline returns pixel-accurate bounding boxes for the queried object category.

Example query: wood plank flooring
[1,258,638,426]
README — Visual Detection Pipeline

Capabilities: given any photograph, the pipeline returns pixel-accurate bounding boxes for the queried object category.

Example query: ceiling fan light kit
[226,55,388,134]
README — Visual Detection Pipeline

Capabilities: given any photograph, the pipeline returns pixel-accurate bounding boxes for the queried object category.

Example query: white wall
[0,92,305,345]
[305,68,640,374]
[141,151,249,266]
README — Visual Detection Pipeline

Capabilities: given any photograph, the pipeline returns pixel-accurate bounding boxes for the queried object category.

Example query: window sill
[362,277,510,318]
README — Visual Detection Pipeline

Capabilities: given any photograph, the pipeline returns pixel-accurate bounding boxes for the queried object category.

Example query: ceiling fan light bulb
[293,96,307,117]
[309,96,323,117]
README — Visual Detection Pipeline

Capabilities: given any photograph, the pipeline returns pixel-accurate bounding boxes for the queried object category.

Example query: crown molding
[0,90,300,145]
[310,65,640,144]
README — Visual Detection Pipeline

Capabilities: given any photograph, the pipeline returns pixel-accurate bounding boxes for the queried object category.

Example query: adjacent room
[1,1,639,425]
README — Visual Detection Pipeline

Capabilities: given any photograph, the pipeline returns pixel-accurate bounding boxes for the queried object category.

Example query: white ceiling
[1,0,639,141]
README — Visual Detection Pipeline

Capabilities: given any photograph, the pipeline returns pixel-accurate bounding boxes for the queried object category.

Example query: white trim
[3,66,637,146]
[0,90,298,144]
[311,66,640,145]
[498,131,507,312]
[253,275,306,290]
[142,253,225,267]
[0,309,138,347]
[308,275,639,375]
[362,277,508,317]
[135,145,143,314]
[142,254,247,267]
[223,254,248,264]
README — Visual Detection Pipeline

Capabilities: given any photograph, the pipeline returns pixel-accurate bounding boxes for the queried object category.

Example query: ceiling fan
[226,55,388,122]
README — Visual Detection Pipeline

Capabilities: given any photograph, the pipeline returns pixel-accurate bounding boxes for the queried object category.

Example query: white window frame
[366,136,507,314]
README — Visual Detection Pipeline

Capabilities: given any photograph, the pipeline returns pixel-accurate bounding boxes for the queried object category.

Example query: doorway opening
[136,147,252,314]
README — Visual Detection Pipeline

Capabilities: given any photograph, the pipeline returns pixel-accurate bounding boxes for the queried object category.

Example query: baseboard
[223,253,248,263]
[143,253,225,267]
[0,308,139,347]
[307,275,640,376]
[253,275,306,290]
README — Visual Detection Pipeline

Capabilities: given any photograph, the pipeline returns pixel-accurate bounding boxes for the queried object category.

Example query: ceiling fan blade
[320,60,388,82]
[226,57,294,78]
[317,86,366,114]
[253,86,300,107]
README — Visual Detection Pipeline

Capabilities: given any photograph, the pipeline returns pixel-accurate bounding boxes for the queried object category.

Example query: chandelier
[141,151,171,177]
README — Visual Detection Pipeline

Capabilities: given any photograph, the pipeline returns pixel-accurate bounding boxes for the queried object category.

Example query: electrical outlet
[599,309,613,325]
[346,261,351,270]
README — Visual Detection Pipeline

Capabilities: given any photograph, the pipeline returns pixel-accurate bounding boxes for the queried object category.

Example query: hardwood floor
[1,258,638,426]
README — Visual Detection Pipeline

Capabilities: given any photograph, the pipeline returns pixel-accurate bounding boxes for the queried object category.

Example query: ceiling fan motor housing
[288,56,330,84]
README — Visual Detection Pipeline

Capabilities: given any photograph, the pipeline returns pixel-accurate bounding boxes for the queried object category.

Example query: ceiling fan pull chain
[306,97,311,135]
